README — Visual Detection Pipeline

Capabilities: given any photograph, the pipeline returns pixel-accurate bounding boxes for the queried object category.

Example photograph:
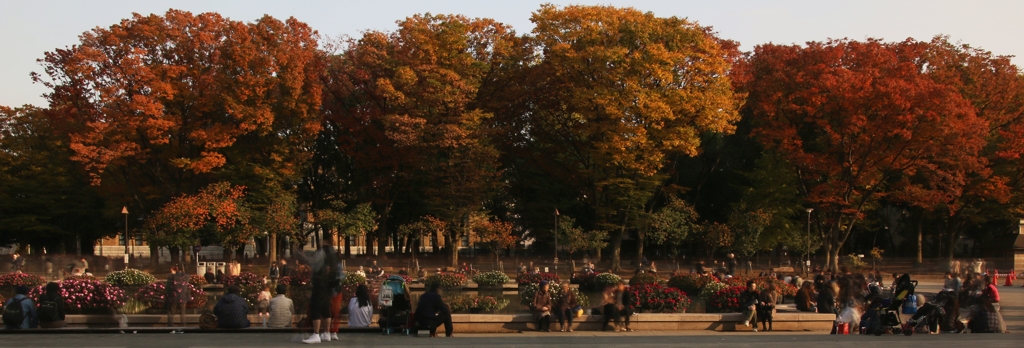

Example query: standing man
[10,253,22,273]
[296,240,337,344]
[268,262,280,284]
[727,254,737,276]
[166,266,191,328]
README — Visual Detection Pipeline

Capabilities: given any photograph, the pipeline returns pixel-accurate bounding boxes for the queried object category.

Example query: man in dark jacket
[739,280,759,331]
[213,285,250,329]
[166,266,192,327]
[415,283,453,337]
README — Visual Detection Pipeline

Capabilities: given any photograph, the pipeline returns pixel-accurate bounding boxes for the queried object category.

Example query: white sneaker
[330,333,338,340]
[743,320,749,327]
[302,334,321,344]
[320,333,331,342]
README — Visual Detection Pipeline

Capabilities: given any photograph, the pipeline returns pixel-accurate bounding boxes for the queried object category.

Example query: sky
[2,0,1022,107]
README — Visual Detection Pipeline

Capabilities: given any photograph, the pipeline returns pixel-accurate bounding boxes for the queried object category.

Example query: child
[257,286,272,326]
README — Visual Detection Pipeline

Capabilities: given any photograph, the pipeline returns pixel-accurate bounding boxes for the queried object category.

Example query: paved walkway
[913,280,1023,332]
[2,331,1022,347]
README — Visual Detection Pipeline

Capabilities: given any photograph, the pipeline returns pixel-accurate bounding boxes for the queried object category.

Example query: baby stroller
[868,273,916,335]
[862,297,899,335]
[903,290,960,335]
[378,275,411,335]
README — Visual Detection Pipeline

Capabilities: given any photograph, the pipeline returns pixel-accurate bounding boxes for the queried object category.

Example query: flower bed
[338,273,367,305]
[630,283,689,313]
[28,279,126,314]
[105,269,157,286]
[667,273,719,296]
[698,281,728,302]
[472,271,510,286]
[722,276,798,298]
[707,285,746,313]
[518,283,590,309]
[278,272,311,286]
[381,274,413,285]
[594,273,622,289]
[223,272,264,287]
[134,282,208,309]
[0,273,46,287]
[515,272,559,285]
[629,272,661,286]
[444,295,509,313]
[424,273,468,289]
[189,274,207,287]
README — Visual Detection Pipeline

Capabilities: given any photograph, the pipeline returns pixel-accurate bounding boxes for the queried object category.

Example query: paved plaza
[2,331,1022,348]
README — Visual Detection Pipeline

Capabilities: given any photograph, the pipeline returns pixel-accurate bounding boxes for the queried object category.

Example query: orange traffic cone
[1005,270,1014,286]
[993,270,999,285]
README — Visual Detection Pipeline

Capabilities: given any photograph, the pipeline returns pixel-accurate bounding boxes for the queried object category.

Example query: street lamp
[121,206,129,269]
[805,208,813,276]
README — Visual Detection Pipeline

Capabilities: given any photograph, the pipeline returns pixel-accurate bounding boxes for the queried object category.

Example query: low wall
[62,312,834,333]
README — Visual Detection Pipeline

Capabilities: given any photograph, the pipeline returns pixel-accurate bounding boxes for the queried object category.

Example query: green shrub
[629,272,661,286]
[472,271,510,286]
[105,268,157,286]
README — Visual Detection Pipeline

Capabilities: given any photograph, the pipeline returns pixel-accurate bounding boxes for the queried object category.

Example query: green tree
[490,5,740,270]
[0,105,109,253]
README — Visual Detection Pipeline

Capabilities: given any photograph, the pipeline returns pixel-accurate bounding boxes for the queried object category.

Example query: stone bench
[53,312,834,333]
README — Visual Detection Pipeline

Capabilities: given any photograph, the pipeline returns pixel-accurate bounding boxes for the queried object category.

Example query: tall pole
[122,206,129,269]
[805,208,813,277]
[554,208,559,275]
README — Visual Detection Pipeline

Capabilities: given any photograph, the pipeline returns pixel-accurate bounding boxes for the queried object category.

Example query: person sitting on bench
[415,283,453,337]
[214,285,251,329]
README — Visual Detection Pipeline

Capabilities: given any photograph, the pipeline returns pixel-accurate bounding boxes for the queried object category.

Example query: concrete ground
[2,331,1022,347]
[913,280,1023,332]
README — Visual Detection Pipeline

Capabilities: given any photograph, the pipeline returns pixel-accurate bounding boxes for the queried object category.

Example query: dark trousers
[556,308,574,327]
[602,304,620,330]
[166,302,187,327]
[621,310,633,328]
[536,314,551,331]
[757,307,773,330]
[421,312,453,337]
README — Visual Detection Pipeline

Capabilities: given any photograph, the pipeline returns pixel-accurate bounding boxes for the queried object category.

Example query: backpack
[2,297,26,327]
[38,298,60,322]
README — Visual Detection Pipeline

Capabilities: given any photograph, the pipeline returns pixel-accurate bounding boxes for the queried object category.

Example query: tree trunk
[611,230,623,272]
[636,230,645,271]
[447,233,459,268]
[916,214,924,265]
[269,232,278,263]
[150,244,159,266]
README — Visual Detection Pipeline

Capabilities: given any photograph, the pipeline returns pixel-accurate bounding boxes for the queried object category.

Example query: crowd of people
[3,250,1014,337]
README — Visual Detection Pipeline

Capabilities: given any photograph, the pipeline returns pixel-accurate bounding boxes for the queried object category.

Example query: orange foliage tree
[146,182,255,260]
[323,14,514,265]
[741,39,990,271]
[33,10,323,257]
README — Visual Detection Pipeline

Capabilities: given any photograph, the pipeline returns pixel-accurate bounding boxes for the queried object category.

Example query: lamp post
[805,208,813,276]
[554,208,559,276]
[122,206,129,269]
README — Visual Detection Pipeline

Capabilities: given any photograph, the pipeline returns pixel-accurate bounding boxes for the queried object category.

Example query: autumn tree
[323,14,514,265]
[473,218,518,264]
[488,5,740,270]
[910,36,1023,260]
[146,182,256,262]
[742,39,989,271]
[699,222,734,260]
[34,10,323,261]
